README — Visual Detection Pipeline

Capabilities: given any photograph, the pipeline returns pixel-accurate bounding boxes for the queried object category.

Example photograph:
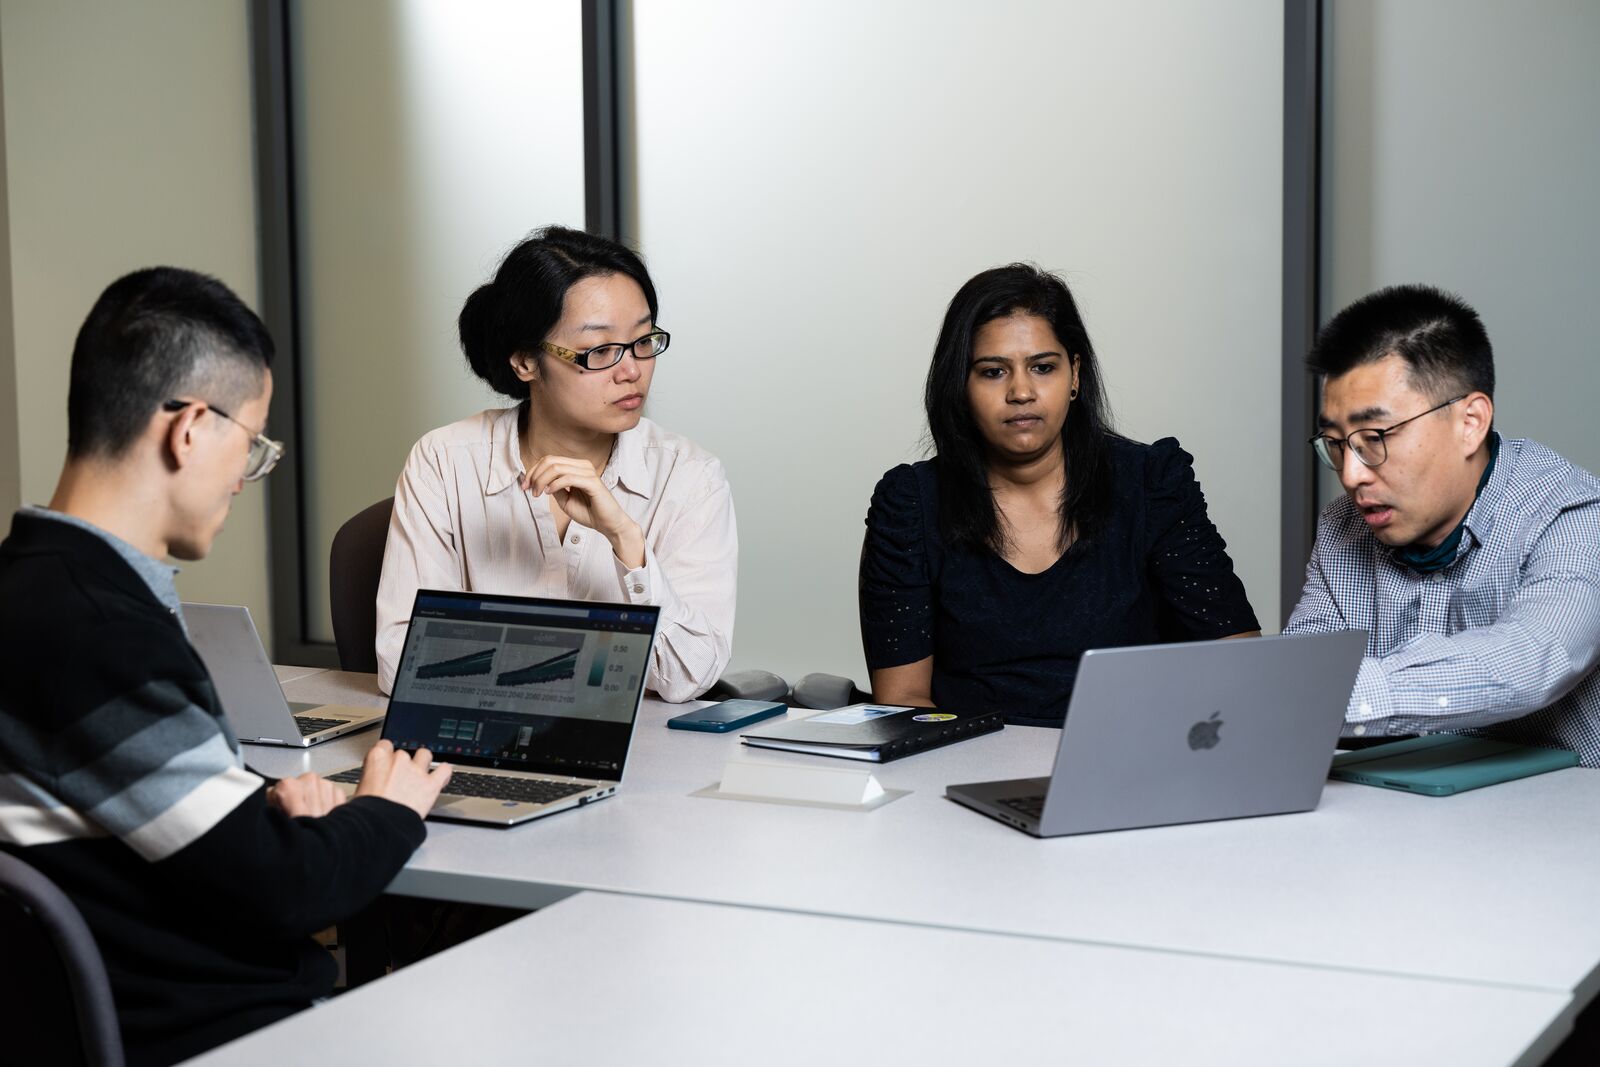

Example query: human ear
[164,403,203,472]
[509,351,539,383]
[1459,392,1494,455]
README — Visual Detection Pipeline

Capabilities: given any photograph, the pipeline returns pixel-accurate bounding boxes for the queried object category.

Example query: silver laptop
[946,630,1366,837]
[326,589,660,827]
[183,603,386,746]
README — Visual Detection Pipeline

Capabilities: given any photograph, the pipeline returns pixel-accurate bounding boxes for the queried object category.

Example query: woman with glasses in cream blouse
[375,226,736,701]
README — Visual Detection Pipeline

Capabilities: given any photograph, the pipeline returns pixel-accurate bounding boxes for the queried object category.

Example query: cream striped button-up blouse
[375,407,737,702]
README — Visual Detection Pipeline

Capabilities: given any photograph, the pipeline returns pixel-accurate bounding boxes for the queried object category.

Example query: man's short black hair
[1308,284,1494,401]
[68,267,274,458]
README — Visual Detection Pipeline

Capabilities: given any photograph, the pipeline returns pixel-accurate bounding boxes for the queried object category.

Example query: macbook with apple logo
[946,630,1366,837]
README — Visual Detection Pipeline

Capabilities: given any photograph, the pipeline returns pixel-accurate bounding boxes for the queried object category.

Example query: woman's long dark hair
[458,225,659,400]
[924,263,1116,555]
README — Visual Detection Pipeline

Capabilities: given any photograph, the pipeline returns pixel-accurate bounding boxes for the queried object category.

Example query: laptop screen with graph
[384,590,660,779]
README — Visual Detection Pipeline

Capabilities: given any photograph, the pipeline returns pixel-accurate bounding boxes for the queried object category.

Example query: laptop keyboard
[294,716,351,735]
[325,768,591,806]
[999,794,1046,819]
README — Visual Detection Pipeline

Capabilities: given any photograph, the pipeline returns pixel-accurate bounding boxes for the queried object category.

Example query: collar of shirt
[21,505,185,624]
[1458,430,1508,555]
[482,403,654,501]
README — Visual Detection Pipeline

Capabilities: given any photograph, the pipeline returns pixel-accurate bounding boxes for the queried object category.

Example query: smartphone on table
[666,699,787,732]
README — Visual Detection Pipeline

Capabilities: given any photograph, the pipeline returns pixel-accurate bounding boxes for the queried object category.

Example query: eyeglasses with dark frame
[1308,394,1467,472]
[162,398,285,481]
[539,328,670,371]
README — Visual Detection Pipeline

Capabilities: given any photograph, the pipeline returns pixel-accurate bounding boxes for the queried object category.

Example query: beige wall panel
[1321,0,1600,504]
[0,0,270,644]
[292,0,586,645]
[629,0,1285,682]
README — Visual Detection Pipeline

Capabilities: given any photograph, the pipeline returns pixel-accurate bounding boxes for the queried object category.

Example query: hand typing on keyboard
[353,740,454,820]
[267,773,349,818]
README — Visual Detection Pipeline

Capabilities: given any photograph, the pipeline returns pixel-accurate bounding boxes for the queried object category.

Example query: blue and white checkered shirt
[1285,434,1600,767]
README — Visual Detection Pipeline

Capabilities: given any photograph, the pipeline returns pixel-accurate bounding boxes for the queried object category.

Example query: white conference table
[260,668,1600,1008]
[186,891,1573,1067]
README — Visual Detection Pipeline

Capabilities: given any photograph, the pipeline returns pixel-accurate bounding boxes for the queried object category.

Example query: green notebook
[1329,735,1579,796]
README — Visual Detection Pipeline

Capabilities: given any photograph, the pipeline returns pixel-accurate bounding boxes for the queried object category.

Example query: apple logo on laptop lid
[1188,712,1223,751]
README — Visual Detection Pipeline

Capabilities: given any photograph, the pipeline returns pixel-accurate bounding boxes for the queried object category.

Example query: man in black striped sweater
[0,268,454,1065]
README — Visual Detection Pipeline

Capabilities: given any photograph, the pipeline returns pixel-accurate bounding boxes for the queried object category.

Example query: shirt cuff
[615,555,651,602]
[613,542,679,618]
[1342,657,1394,739]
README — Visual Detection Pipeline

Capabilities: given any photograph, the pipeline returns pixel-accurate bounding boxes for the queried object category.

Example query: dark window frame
[1282,0,1322,626]
[247,0,621,666]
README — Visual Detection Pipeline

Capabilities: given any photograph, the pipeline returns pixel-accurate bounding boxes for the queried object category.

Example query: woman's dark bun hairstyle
[458,225,659,399]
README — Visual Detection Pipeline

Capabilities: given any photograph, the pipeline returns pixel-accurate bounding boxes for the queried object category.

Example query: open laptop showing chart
[946,630,1366,837]
[184,603,385,746]
[327,590,660,826]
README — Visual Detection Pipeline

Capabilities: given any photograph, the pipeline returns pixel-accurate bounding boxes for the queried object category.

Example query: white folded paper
[719,758,886,806]
[692,757,906,811]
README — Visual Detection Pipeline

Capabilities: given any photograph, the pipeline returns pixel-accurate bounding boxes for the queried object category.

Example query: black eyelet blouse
[859,436,1260,727]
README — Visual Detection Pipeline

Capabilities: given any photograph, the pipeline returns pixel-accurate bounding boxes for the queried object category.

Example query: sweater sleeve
[156,791,425,937]
[0,598,426,939]
[4,613,266,862]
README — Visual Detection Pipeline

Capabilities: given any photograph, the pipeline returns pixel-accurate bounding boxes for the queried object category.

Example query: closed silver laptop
[327,590,660,827]
[946,630,1366,837]
[184,603,386,746]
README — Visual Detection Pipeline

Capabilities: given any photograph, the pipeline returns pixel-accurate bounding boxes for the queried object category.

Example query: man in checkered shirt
[1286,284,1600,767]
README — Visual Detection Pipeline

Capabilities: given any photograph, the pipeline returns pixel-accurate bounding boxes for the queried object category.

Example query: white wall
[0,2,1294,681]
[291,0,587,643]
[0,0,270,642]
[1321,0,1600,505]
[627,0,1286,684]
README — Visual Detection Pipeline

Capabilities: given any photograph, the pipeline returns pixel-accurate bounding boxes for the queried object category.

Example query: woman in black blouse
[859,264,1259,727]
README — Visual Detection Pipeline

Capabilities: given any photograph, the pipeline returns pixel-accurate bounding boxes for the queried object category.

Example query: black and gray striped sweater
[0,512,424,1067]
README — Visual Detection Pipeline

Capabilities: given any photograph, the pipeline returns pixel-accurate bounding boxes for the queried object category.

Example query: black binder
[740,704,1004,763]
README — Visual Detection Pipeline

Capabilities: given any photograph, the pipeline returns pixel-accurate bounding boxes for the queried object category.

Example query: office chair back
[788,672,873,710]
[0,850,125,1067]
[329,496,395,674]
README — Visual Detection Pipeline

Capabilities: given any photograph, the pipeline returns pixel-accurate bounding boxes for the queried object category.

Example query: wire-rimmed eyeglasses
[162,398,285,481]
[1308,394,1466,471]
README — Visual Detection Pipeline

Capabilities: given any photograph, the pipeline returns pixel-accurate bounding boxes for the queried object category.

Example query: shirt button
[1358,702,1371,715]
[1437,696,1449,708]
[1353,724,1367,736]
[631,583,644,594]
[570,534,581,545]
